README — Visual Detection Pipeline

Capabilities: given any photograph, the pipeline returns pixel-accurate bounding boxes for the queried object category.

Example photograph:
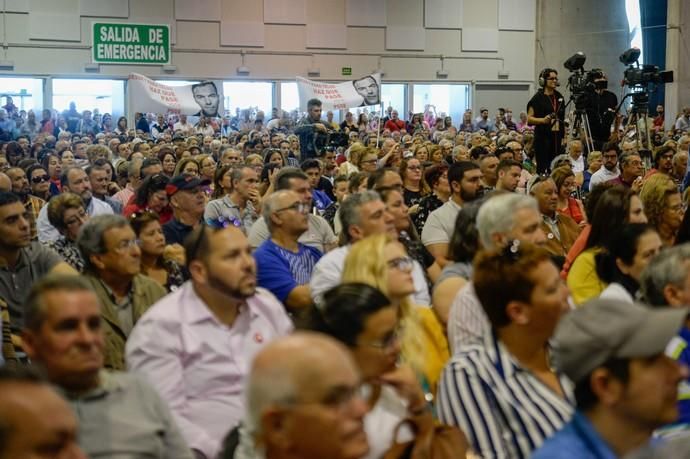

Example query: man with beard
[36,167,114,243]
[421,161,483,267]
[588,142,621,191]
[6,167,45,240]
[126,224,292,459]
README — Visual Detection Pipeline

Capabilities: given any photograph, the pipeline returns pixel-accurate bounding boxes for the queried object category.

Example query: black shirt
[162,218,195,246]
[526,90,566,137]
[586,90,618,143]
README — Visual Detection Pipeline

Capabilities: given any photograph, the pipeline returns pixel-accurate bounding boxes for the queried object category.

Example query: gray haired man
[77,214,166,370]
[309,190,430,306]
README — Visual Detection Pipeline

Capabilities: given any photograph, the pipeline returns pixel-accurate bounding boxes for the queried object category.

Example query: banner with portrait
[296,73,381,111]
[128,73,225,117]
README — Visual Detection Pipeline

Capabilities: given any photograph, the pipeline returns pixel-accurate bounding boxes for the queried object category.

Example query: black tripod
[563,93,595,156]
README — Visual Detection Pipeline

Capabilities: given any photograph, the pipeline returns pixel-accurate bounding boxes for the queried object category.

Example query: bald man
[255,190,322,311]
[0,367,86,458]
[240,332,369,459]
[0,172,11,192]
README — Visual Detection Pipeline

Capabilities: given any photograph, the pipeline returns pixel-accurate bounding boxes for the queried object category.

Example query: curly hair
[640,173,679,230]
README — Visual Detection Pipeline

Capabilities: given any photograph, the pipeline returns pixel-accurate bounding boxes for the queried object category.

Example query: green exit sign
[341,67,352,76]
[92,22,170,65]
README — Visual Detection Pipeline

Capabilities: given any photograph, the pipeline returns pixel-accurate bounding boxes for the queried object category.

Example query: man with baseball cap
[163,174,210,245]
[533,299,688,458]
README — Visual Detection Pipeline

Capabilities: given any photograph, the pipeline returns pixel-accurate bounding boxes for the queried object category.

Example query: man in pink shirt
[126,224,293,459]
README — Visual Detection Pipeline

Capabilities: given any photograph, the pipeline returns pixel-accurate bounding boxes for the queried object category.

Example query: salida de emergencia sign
[92,23,170,65]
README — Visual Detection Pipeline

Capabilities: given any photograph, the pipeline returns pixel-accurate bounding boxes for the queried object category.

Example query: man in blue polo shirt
[533,299,687,459]
[254,190,321,311]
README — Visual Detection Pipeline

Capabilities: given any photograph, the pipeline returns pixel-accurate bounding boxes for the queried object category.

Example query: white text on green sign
[93,23,170,65]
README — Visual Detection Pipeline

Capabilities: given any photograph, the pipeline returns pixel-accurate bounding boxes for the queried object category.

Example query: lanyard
[549,93,558,114]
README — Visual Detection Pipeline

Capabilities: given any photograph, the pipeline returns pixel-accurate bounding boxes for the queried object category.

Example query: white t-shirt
[363,385,413,459]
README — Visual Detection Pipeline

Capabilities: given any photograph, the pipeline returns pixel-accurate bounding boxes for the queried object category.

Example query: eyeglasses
[367,326,402,350]
[113,239,140,253]
[668,203,687,214]
[275,201,309,214]
[64,209,87,226]
[546,77,559,81]
[129,209,158,220]
[407,165,422,171]
[387,256,414,272]
[31,174,50,184]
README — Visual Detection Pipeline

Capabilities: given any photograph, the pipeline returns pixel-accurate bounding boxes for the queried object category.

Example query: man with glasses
[255,190,322,312]
[527,68,566,174]
[608,152,644,191]
[163,174,210,246]
[126,222,292,459]
[77,215,166,370]
[236,332,369,459]
[589,142,621,191]
[249,168,337,254]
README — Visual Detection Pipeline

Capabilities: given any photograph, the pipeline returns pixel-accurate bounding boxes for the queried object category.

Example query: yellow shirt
[567,248,607,306]
[416,307,450,396]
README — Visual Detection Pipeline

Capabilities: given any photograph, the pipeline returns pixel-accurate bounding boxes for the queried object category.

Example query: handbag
[383,415,477,459]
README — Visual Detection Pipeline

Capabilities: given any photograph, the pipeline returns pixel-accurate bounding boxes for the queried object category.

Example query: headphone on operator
[538,68,558,88]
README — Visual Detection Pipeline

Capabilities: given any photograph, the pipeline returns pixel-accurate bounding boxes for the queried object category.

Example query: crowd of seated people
[2,94,690,458]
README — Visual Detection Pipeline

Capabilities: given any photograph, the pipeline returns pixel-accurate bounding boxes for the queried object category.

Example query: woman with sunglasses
[26,164,51,201]
[130,210,185,292]
[123,174,173,224]
[342,234,448,399]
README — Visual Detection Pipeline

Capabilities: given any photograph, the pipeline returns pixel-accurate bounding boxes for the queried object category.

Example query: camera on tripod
[620,47,673,89]
[563,52,599,110]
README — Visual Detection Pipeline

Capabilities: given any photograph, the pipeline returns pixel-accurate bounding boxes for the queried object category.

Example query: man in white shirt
[310,190,430,306]
[567,139,585,174]
[37,167,113,243]
[588,142,621,191]
[421,161,483,267]
[173,114,195,136]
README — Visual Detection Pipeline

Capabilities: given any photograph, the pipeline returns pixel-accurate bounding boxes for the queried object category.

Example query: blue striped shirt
[437,332,575,458]
[254,239,322,303]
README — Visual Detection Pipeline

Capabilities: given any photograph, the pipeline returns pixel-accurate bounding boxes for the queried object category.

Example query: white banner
[128,73,225,117]
[296,73,382,111]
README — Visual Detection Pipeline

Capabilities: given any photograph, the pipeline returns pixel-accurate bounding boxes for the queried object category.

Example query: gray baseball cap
[552,298,687,384]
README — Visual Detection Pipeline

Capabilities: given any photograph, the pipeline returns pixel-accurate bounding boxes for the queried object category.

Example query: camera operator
[584,69,618,150]
[528,68,566,174]
[294,98,331,160]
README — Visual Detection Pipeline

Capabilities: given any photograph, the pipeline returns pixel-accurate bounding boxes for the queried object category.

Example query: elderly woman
[173,157,200,177]
[640,173,685,246]
[438,242,573,458]
[129,210,185,292]
[45,192,89,271]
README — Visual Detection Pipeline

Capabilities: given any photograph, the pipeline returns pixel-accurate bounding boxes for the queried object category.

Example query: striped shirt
[438,332,575,458]
[447,282,491,355]
[254,239,322,304]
